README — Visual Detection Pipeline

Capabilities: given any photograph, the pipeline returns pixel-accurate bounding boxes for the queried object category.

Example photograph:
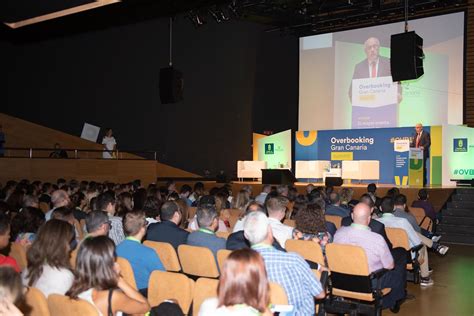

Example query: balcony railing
[2,147,158,160]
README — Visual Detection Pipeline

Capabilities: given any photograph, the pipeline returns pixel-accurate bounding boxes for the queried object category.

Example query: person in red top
[0,213,20,272]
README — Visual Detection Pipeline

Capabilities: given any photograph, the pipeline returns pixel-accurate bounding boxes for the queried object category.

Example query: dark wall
[1,17,299,177]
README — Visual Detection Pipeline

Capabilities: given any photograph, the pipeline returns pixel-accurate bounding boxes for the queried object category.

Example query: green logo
[453,138,467,152]
[265,143,274,155]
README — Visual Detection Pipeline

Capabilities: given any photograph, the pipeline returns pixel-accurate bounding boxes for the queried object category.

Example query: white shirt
[102,136,116,159]
[232,219,245,233]
[254,192,268,205]
[376,213,422,249]
[268,217,294,249]
[22,264,74,297]
[199,298,261,316]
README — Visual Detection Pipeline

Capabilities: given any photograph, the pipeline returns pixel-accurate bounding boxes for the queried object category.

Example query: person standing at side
[102,128,117,159]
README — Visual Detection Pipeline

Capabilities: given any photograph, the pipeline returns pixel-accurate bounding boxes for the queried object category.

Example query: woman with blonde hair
[232,190,250,217]
[199,248,272,315]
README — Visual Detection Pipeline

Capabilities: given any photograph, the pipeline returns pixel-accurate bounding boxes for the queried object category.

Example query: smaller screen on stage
[299,12,465,130]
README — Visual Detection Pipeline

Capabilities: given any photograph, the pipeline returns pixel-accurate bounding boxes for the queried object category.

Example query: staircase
[437,188,474,245]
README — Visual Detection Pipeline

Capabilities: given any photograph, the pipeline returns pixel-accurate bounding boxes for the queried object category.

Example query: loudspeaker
[325,177,343,187]
[159,67,183,104]
[390,31,424,81]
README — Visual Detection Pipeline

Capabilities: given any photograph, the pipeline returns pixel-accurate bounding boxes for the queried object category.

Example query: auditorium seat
[143,241,181,272]
[148,270,194,315]
[178,245,219,278]
[192,277,219,316]
[116,257,137,289]
[24,287,50,316]
[295,160,331,180]
[48,294,99,316]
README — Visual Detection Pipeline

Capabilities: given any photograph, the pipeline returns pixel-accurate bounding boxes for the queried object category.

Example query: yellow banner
[331,152,353,161]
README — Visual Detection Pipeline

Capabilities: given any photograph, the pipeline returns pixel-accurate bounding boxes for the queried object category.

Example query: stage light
[186,10,206,28]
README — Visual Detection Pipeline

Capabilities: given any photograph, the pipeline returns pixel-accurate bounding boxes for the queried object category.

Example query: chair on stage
[237,160,267,181]
[295,160,331,181]
[342,160,380,182]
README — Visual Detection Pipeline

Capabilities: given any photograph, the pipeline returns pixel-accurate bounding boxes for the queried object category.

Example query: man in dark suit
[410,123,431,186]
[349,37,402,128]
[145,201,189,250]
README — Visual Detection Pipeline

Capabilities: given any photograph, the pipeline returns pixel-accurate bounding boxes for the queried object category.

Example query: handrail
[2,147,158,160]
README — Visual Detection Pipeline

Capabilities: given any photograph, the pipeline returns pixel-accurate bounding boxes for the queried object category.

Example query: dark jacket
[145,220,189,250]
[341,216,393,250]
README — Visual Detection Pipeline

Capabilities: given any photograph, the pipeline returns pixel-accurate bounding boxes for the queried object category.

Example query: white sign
[394,139,410,152]
[352,76,398,108]
[80,123,100,143]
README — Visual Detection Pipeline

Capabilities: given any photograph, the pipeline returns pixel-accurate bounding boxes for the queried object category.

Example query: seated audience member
[0,266,23,316]
[116,210,164,297]
[340,187,357,210]
[276,185,289,198]
[0,214,20,272]
[67,236,150,315]
[188,196,228,232]
[288,194,307,220]
[325,192,350,218]
[255,185,271,205]
[266,196,293,249]
[85,211,110,238]
[334,203,406,312]
[243,212,325,315]
[179,185,193,206]
[10,207,45,246]
[232,190,251,216]
[71,191,88,221]
[146,201,189,250]
[377,197,436,286]
[51,207,76,225]
[97,192,125,245]
[23,220,75,297]
[214,193,231,229]
[411,189,441,227]
[227,204,284,251]
[233,201,262,233]
[294,203,333,248]
[151,301,184,316]
[116,192,133,217]
[22,194,39,209]
[187,205,226,261]
[49,143,68,159]
[199,248,272,316]
[189,182,205,205]
[143,196,162,226]
[394,194,441,241]
[342,194,393,249]
[367,183,382,207]
[45,189,71,221]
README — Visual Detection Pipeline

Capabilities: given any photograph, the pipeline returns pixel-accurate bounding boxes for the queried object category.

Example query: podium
[262,169,296,185]
[393,140,423,186]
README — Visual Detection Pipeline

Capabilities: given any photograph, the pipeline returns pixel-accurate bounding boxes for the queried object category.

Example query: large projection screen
[299,12,465,130]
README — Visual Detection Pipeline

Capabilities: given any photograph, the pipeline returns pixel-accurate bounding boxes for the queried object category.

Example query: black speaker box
[325,177,343,187]
[262,169,297,185]
[159,67,183,104]
[390,31,424,81]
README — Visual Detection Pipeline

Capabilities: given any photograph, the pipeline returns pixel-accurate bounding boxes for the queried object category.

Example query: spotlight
[186,10,206,28]
[209,6,230,23]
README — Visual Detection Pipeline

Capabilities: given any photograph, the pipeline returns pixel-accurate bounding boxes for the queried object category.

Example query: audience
[96,192,125,245]
[333,203,406,312]
[199,248,272,316]
[294,203,333,247]
[187,205,226,262]
[85,211,111,238]
[325,192,351,217]
[0,266,23,316]
[23,219,75,297]
[377,197,434,286]
[116,210,164,297]
[255,184,271,205]
[243,211,324,315]
[0,214,20,272]
[67,236,150,315]
[146,201,189,249]
[45,190,71,221]
[10,207,45,246]
[412,189,441,228]
[266,196,293,248]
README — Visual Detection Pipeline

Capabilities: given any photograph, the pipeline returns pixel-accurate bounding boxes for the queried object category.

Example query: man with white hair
[45,190,70,221]
[244,211,324,315]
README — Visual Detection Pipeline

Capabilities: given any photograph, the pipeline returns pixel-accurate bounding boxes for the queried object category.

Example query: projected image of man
[352,37,391,80]
[349,37,401,129]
